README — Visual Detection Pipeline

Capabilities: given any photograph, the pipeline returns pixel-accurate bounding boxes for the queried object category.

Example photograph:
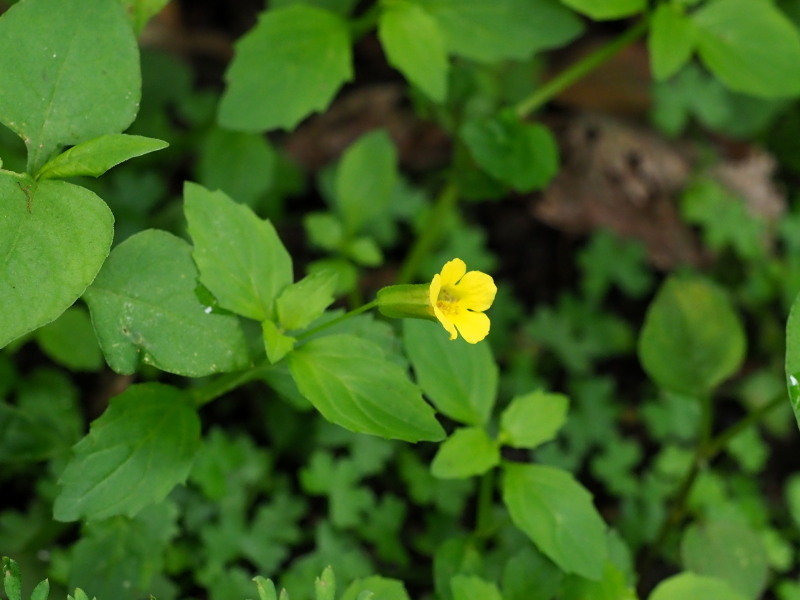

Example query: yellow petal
[433,305,458,340]
[456,271,497,312]
[439,258,466,287]
[453,311,490,344]
[429,273,441,308]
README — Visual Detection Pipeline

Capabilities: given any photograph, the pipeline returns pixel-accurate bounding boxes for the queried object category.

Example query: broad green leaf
[502,547,563,600]
[378,0,448,102]
[561,563,637,600]
[638,275,745,396]
[0,0,140,173]
[415,0,583,62]
[499,390,569,449]
[0,173,113,348]
[334,130,398,234]
[36,134,167,180]
[196,127,276,206]
[342,576,410,600]
[648,4,696,81]
[83,229,250,377]
[184,182,293,321]
[35,306,103,371]
[68,501,177,599]
[263,320,296,364]
[502,463,607,580]
[277,269,339,331]
[431,427,499,479]
[219,5,353,131]
[450,574,502,600]
[680,520,768,600]
[461,112,558,192]
[54,384,200,521]
[2,557,21,600]
[693,0,800,98]
[289,334,445,442]
[559,0,645,20]
[649,572,748,600]
[404,320,498,426]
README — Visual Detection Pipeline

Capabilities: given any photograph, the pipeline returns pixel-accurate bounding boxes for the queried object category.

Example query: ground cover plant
[4,0,800,598]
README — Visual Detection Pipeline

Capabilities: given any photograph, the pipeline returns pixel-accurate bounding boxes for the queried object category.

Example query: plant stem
[514,19,649,119]
[296,299,379,340]
[396,180,459,284]
[475,469,496,541]
[188,365,268,408]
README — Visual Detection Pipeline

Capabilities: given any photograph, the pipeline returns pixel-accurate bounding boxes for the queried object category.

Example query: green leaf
[561,563,637,600]
[289,334,445,442]
[341,576,409,600]
[0,0,140,173]
[263,320,296,365]
[499,390,569,449]
[461,112,558,192]
[219,5,353,131]
[196,127,276,206]
[122,0,171,34]
[648,3,696,81]
[638,275,745,396]
[786,296,800,429]
[36,134,168,180]
[450,574,502,600]
[559,0,645,20]
[53,383,200,521]
[0,174,113,348]
[431,427,499,479]
[502,463,607,580]
[83,229,250,377]
[253,576,279,600]
[415,0,583,62]
[502,547,563,600]
[692,0,800,98]
[185,182,293,321]
[316,566,336,600]
[35,306,104,371]
[378,0,448,102]
[277,269,339,331]
[2,557,21,600]
[649,572,748,600]
[334,130,398,234]
[404,320,498,426]
[29,580,49,600]
[680,520,768,600]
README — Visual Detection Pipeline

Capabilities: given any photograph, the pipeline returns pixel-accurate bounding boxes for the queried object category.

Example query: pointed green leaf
[185,182,293,321]
[378,1,448,102]
[0,174,113,348]
[219,5,353,131]
[693,0,800,98]
[499,390,569,449]
[2,557,21,600]
[263,320,296,364]
[648,4,696,81]
[315,566,335,600]
[638,275,745,396]
[0,0,140,173]
[289,334,445,442]
[404,320,498,426]
[54,383,200,521]
[559,0,644,20]
[415,0,583,62]
[36,134,168,180]
[30,579,50,600]
[277,269,339,331]
[502,463,607,580]
[334,130,398,234]
[431,427,499,479]
[450,574,503,600]
[461,112,558,192]
[83,229,250,377]
[253,576,279,600]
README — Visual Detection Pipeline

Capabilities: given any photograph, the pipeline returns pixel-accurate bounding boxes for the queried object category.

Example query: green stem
[514,19,648,119]
[349,3,380,40]
[475,469,496,541]
[704,394,786,463]
[296,299,379,340]
[188,365,268,408]
[396,180,459,284]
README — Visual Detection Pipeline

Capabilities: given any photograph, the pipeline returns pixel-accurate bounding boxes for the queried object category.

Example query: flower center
[436,289,459,315]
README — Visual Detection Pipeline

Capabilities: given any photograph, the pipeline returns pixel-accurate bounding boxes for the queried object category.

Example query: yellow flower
[429,258,497,344]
